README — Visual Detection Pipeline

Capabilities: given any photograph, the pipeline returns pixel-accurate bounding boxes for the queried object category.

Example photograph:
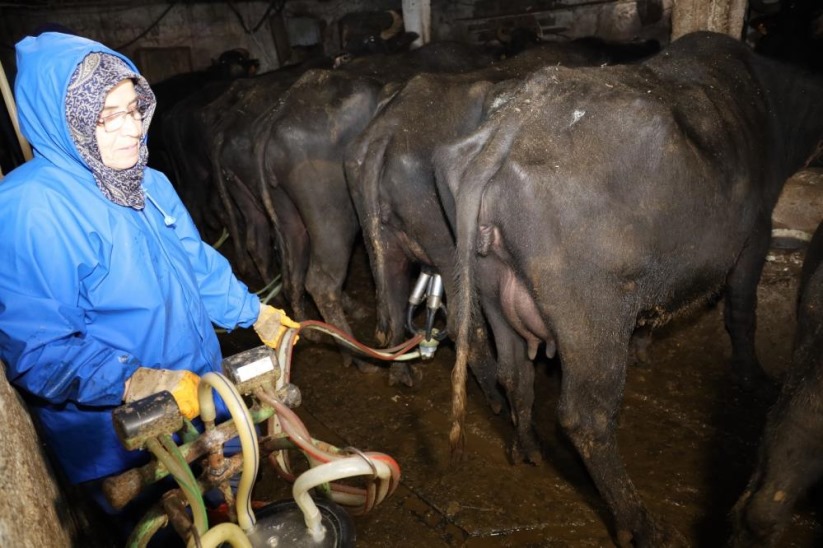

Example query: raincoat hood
[15,32,155,197]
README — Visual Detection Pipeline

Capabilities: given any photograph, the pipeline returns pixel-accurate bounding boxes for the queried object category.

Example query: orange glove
[254,304,300,349]
[124,368,201,419]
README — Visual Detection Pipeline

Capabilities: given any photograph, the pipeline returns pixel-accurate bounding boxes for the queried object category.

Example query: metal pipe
[103,404,274,510]
[408,271,432,306]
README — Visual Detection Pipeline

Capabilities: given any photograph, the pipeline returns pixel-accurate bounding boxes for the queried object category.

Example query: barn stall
[0,1,822,547]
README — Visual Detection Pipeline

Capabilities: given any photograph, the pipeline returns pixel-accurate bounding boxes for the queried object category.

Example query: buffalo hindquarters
[731,222,823,547]
[437,31,823,546]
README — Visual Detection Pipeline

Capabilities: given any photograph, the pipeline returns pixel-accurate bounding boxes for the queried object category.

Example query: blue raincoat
[0,32,260,484]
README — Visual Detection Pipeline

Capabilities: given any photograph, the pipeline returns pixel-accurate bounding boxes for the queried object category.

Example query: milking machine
[102,283,448,548]
[406,269,448,359]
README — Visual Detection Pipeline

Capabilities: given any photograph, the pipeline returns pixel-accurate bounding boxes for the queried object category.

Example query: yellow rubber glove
[254,304,300,349]
[124,367,201,419]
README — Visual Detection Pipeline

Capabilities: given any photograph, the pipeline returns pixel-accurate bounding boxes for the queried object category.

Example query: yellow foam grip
[170,370,201,420]
[255,306,301,349]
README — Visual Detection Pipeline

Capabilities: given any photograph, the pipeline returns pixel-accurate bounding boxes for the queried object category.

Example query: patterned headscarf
[65,52,156,209]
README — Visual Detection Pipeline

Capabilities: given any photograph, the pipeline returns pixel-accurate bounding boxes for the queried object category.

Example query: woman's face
[95,79,142,169]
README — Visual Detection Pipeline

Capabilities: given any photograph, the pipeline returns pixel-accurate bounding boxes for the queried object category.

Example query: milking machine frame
[102,293,446,548]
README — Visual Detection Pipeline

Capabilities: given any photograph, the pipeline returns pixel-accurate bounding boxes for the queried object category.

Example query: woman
[0,30,284,512]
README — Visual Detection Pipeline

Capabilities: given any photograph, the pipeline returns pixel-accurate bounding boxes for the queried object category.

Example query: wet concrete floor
[219,169,823,547]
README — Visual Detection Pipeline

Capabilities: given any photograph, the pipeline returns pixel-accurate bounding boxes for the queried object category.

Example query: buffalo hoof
[628,327,653,368]
[373,329,389,348]
[479,385,506,415]
[342,294,371,321]
[730,359,778,397]
[729,492,782,548]
[300,328,326,344]
[510,437,542,466]
[488,398,504,415]
[628,347,652,369]
[354,358,381,374]
[388,363,422,387]
[617,517,688,548]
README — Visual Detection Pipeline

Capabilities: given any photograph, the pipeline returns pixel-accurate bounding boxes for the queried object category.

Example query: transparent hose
[256,389,400,514]
[198,372,260,532]
[186,522,252,548]
[145,436,208,537]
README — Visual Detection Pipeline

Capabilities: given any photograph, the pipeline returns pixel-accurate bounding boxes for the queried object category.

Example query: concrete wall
[436,0,671,46]
[0,0,671,84]
[0,2,288,83]
[0,1,401,83]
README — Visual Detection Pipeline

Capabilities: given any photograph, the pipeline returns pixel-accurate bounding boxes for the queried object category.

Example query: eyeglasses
[97,105,146,133]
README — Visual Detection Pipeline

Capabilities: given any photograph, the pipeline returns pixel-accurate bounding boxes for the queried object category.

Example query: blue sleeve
[148,172,260,329]
[0,201,139,406]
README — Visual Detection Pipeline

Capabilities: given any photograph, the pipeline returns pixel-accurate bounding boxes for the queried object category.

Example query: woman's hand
[253,304,300,349]
[124,367,201,419]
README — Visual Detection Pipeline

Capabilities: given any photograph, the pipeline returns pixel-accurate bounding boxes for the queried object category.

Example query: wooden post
[672,0,748,41]
[0,57,33,166]
[402,0,431,48]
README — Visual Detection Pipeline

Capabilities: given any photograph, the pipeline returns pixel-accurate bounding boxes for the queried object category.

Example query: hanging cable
[113,2,179,51]
[226,0,286,34]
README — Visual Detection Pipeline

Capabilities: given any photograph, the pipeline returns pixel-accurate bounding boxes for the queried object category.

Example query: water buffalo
[344,38,658,406]
[162,43,490,286]
[244,42,497,369]
[205,62,329,280]
[162,57,329,271]
[435,31,823,546]
[731,220,823,547]
[162,80,238,241]
[147,49,260,179]
[251,69,389,344]
[339,9,418,56]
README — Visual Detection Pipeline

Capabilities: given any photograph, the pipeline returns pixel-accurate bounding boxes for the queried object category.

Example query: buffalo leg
[724,220,771,386]
[302,205,373,371]
[356,194,413,348]
[466,325,506,415]
[555,324,685,547]
[224,169,276,281]
[357,199,421,385]
[351,165,417,384]
[305,243,365,370]
[372,233,413,348]
[267,187,312,323]
[480,281,540,463]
